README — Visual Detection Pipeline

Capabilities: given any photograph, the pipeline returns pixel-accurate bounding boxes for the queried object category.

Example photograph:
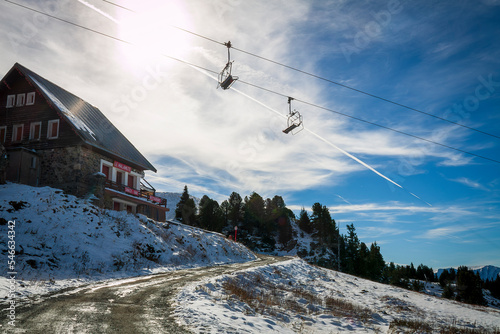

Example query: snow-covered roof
[7,63,157,172]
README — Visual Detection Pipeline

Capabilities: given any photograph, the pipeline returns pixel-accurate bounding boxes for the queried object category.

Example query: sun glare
[117,0,192,72]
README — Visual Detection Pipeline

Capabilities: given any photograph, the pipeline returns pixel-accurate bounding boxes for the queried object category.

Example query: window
[30,156,37,169]
[29,122,41,140]
[100,159,113,181]
[12,124,23,142]
[128,174,136,189]
[6,95,15,108]
[26,92,36,105]
[16,93,25,107]
[116,171,124,185]
[102,165,110,180]
[0,126,6,144]
[47,119,59,139]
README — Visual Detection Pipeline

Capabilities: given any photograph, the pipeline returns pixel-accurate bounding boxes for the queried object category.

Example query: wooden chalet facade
[0,63,169,222]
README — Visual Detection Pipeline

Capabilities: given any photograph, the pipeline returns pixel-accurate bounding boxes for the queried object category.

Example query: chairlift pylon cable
[5,0,499,164]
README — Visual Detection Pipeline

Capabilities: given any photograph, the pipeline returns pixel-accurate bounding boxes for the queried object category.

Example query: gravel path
[2,255,288,333]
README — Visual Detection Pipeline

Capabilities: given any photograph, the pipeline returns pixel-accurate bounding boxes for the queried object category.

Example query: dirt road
[2,255,288,333]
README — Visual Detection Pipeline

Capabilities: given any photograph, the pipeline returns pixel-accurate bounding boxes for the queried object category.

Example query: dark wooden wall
[0,70,83,150]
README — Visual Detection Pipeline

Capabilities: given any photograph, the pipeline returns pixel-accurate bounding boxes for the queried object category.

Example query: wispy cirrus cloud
[449,177,489,191]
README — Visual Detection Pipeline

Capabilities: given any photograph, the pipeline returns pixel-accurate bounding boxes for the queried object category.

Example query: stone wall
[38,145,109,200]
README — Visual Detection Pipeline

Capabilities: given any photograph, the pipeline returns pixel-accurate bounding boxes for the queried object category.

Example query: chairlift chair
[217,41,239,90]
[283,97,303,135]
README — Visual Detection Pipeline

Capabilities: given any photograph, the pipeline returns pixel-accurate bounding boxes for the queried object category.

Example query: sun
[116,0,192,72]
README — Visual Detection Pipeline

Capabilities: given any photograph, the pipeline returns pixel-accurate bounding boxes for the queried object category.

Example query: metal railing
[105,179,167,207]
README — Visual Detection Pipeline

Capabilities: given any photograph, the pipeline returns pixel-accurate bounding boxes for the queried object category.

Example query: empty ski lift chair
[217,41,239,90]
[283,97,304,134]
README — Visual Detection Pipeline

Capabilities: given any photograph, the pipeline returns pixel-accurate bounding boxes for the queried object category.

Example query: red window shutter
[34,123,40,139]
[116,171,123,185]
[102,165,110,179]
[50,122,58,137]
[15,126,23,141]
[128,175,134,188]
[113,202,120,211]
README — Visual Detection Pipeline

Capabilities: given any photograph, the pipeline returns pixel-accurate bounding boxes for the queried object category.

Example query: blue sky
[1,0,499,269]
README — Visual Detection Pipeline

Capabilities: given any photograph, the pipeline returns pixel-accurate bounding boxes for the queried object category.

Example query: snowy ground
[2,183,500,333]
[175,258,500,333]
[0,183,256,302]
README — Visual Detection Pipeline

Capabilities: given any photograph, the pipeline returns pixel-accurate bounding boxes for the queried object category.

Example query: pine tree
[220,200,230,229]
[439,269,455,288]
[416,264,435,282]
[175,185,196,225]
[197,195,224,232]
[488,276,500,299]
[298,208,312,234]
[456,266,486,306]
[367,242,385,281]
[244,192,266,234]
[357,242,369,277]
[310,203,336,246]
[343,223,360,276]
[268,196,293,246]
[227,192,244,226]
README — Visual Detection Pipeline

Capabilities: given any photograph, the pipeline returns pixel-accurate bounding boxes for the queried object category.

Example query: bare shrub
[389,319,500,334]
[325,296,372,322]
[389,318,433,333]
[222,277,255,304]
[440,325,500,334]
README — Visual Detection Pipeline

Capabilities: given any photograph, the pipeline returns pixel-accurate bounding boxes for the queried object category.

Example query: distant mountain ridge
[436,265,500,281]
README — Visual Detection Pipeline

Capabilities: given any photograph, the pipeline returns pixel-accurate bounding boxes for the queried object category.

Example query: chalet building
[0,63,169,222]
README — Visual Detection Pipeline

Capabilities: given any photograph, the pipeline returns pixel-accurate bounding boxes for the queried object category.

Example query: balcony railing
[105,179,167,207]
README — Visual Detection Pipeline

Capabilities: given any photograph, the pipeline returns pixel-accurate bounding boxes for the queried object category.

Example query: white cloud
[449,177,489,191]
[1,0,494,201]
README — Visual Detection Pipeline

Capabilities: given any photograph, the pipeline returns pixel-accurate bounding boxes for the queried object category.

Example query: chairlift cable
[99,0,500,140]
[5,0,499,164]
[236,79,500,164]
[232,45,500,140]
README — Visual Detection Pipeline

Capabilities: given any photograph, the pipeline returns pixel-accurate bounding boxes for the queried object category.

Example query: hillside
[0,183,255,299]
[1,183,500,333]
[159,191,338,265]
[175,258,500,333]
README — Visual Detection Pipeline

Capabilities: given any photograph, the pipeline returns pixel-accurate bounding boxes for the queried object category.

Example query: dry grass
[215,272,499,333]
[439,326,500,334]
[389,318,500,334]
[221,272,374,324]
[325,295,372,321]
[389,319,434,333]
[222,278,255,302]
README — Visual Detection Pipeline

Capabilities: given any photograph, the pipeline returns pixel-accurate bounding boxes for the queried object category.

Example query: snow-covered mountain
[471,265,500,281]
[436,265,500,281]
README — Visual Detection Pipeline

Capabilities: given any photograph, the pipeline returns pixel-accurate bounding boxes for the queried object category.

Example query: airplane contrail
[77,0,120,24]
